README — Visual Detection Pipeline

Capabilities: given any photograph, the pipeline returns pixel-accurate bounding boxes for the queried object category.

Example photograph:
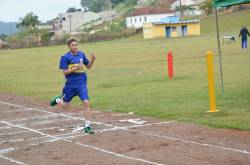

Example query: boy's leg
[56,99,70,109]
[50,86,75,109]
[83,100,94,134]
[78,87,94,134]
[83,100,91,125]
[242,38,247,49]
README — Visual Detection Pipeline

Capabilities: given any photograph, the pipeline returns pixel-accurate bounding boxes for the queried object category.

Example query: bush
[40,29,50,45]
[107,20,126,32]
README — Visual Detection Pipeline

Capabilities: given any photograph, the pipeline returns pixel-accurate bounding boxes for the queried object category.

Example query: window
[130,18,132,23]
[62,17,66,21]
[144,17,147,22]
[172,26,177,30]
[134,18,137,23]
[140,17,142,22]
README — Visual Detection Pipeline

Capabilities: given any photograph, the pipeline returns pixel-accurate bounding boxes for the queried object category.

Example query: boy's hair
[67,37,78,46]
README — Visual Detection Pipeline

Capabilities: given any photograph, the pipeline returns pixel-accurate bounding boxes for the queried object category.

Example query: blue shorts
[62,86,89,102]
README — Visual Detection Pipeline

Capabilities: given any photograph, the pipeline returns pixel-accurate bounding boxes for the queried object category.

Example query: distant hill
[0,21,17,35]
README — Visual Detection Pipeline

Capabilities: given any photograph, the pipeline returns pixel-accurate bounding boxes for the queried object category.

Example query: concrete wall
[58,11,100,33]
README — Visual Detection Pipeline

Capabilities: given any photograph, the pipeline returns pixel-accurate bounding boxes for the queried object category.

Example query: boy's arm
[86,53,96,69]
[239,30,242,37]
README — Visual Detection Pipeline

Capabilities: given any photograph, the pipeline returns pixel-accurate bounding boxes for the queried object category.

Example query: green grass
[1,10,250,130]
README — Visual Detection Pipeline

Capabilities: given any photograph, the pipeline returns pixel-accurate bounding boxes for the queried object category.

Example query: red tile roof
[127,7,172,17]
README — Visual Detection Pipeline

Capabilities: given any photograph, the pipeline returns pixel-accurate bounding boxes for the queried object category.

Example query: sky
[0,0,82,22]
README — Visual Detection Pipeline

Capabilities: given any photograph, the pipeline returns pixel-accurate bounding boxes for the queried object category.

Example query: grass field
[1,10,250,130]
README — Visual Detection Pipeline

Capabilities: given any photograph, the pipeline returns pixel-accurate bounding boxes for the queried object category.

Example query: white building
[126,7,174,29]
[56,11,100,33]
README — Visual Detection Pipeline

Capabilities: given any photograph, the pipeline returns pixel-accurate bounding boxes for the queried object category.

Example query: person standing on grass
[50,37,96,134]
[239,26,250,49]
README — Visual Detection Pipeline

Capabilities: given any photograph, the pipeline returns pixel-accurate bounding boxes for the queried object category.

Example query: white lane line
[0,102,32,109]
[1,121,164,165]
[125,129,250,155]
[0,155,27,165]
[0,127,120,145]
[0,120,176,137]
[1,108,32,113]
[0,101,176,130]
[0,102,115,128]
[125,120,178,128]
[0,124,80,136]
[2,102,249,155]
[74,141,164,165]
[0,148,15,154]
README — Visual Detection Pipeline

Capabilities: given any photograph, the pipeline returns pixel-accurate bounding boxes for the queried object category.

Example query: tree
[125,0,137,6]
[40,29,51,45]
[67,7,82,13]
[16,12,40,30]
[81,0,109,12]
[0,34,7,40]
[81,0,137,12]
[199,0,213,16]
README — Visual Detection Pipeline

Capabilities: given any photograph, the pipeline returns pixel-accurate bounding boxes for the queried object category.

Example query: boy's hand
[90,53,96,61]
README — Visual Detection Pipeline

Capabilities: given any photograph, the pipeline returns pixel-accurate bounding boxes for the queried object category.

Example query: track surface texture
[0,94,250,165]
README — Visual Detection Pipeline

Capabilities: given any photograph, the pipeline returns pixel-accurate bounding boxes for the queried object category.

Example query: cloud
[0,0,82,22]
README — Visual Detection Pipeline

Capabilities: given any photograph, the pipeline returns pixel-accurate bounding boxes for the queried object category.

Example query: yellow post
[206,51,217,112]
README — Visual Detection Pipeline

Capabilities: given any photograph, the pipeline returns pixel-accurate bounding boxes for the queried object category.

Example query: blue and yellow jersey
[59,51,89,88]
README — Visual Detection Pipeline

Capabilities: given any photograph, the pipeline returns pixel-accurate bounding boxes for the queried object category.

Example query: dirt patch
[0,93,250,165]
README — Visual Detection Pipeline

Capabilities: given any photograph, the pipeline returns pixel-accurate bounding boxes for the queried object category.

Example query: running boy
[50,37,96,134]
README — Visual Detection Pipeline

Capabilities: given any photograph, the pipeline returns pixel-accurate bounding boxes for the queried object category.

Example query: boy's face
[69,41,78,52]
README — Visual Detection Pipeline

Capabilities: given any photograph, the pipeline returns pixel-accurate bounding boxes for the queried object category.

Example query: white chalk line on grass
[1,101,249,155]
[1,121,165,165]
[0,155,27,165]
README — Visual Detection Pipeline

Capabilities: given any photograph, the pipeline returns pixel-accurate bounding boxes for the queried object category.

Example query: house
[143,16,200,39]
[170,0,205,16]
[126,7,174,29]
[55,11,100,34]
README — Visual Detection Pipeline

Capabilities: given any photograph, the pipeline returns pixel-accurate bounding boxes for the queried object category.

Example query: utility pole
[69,14,72,33]
[179,0,183,18]
[9,24,13,35]
[109,0,112,23]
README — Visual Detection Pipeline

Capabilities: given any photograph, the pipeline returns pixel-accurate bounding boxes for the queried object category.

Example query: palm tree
[16,12,40,30]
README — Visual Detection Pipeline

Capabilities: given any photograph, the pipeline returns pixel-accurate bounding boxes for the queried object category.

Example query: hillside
[201,9,250,35]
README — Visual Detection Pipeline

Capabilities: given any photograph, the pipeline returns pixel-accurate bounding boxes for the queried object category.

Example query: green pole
[215,7,224,93]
